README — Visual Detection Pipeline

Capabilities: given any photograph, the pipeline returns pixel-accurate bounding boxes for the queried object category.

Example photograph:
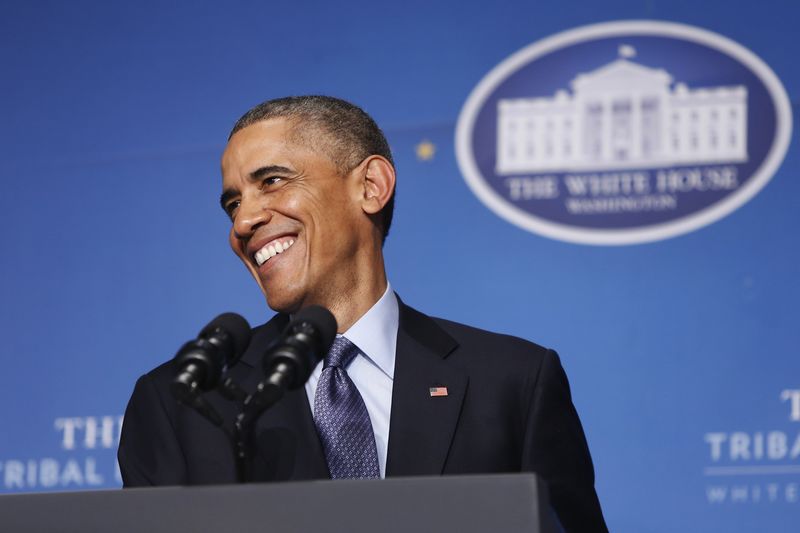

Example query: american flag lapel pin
[429,386,448,397]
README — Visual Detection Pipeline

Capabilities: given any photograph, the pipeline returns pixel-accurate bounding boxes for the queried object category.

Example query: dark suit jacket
[118,301,608,532]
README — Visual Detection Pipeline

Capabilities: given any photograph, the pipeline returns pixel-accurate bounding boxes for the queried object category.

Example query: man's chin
[262,288,303,316]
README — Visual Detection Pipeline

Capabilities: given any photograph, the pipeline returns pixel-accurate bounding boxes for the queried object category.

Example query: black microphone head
[261,305,337,389]
[172,312,251,402]
[200,312,252,363]
[291,305,337,356]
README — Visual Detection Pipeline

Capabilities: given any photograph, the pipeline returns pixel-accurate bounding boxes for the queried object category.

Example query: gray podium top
[0,473,559,533]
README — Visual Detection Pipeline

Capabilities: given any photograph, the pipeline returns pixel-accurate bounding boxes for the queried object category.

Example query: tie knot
[324,336,360,369]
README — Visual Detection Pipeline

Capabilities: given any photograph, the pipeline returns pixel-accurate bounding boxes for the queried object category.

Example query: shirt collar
[341,283,398,379]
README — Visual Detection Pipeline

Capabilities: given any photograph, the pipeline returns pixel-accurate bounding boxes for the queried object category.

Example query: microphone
[170,313,252,405]
[244,305,337,415]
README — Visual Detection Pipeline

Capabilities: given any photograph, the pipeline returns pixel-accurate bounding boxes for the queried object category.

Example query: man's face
[221,118,366,313]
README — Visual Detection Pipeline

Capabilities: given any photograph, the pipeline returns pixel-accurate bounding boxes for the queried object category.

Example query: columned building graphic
[496,48,749,174]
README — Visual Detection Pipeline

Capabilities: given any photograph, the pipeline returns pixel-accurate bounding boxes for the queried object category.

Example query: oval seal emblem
[455,20,792,245]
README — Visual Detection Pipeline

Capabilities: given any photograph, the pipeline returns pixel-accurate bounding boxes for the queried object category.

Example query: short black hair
[229,95,395,243]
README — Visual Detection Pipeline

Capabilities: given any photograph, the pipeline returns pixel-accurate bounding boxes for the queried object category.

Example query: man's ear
[359,155,396,215]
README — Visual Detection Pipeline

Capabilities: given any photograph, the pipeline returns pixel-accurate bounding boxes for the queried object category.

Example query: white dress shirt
[304,284,399,478]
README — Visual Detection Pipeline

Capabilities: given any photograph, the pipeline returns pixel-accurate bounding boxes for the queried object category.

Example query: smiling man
[220,106,395,331]
[118,96,608,532]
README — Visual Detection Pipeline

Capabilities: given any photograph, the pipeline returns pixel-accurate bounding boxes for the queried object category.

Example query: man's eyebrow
[250,165,294,180]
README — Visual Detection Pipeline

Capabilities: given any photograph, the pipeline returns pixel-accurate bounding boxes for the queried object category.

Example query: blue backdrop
[1,1,798,532]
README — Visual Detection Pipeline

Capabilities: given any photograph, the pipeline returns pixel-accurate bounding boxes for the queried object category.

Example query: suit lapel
[386,302,467,476]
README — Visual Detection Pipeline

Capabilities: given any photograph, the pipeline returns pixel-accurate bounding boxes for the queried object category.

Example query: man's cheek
[228,228,238,250]
[228,231,256,277]
[229,230,246,258]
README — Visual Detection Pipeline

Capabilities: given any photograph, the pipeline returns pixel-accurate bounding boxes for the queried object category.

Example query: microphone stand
[216,377,255,483]
[176,375,262,484]
[226,363,297,482]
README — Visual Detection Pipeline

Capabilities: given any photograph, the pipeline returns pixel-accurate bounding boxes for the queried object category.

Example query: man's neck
[327,271,388,333]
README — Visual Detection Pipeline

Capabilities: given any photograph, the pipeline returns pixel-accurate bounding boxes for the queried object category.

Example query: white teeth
[254,238,295,266]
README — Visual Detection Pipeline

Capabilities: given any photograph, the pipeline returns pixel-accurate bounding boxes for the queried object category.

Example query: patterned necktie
[313,336,380,479]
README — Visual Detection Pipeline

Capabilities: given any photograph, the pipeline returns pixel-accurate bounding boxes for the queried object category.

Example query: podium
[0,473,560,533]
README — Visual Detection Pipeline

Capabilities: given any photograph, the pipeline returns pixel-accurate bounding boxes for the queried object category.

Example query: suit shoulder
[431,315,549,350]
[427,314,555,367]
[144,358,175,379]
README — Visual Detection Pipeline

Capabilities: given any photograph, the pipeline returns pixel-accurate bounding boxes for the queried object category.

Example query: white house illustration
[496,47,748,174]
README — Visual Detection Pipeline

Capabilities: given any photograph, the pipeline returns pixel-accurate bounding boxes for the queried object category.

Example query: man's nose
[232,195,272,238]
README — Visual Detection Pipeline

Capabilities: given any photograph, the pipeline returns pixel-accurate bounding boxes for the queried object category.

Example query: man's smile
[252,236,297,267]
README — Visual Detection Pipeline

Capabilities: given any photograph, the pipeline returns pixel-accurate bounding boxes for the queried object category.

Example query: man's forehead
[223,117,337,171]
[225,118,292,155]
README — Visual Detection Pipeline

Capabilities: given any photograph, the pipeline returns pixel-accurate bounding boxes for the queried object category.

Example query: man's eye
[225,200,240,219]
[263,176,283,187]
